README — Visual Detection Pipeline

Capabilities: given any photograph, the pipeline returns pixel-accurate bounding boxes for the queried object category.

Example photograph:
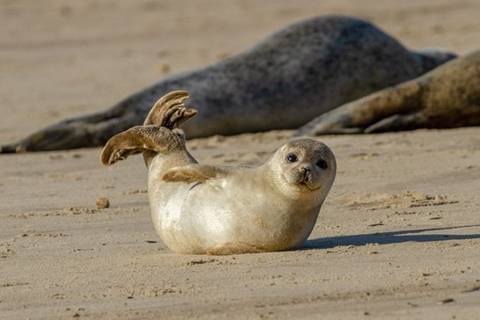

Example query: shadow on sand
[304,224,480,249]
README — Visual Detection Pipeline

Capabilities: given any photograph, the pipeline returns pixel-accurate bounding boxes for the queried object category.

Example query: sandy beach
[1,1,480,319]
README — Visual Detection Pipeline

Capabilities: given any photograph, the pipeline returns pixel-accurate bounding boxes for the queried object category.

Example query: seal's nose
[301,166,311,182]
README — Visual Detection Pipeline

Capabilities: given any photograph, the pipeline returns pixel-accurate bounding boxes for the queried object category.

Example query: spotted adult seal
[101,91,336,255]
[295,50,480,135]
[1,15,454,153]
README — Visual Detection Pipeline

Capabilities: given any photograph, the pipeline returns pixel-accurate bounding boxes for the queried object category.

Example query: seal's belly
[154,183,240,253]
[151,180,316,254]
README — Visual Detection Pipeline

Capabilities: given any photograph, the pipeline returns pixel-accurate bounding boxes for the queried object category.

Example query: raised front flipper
[100,125,184,166]
[162,164,229,183]
[294,80,424,136]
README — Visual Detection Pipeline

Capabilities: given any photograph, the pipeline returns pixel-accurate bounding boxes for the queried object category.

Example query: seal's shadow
[304,224,480,249]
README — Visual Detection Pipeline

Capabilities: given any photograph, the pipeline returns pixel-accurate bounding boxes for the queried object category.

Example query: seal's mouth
[295,168,321,191]
[283,169,321,192]
[298,181,321,191]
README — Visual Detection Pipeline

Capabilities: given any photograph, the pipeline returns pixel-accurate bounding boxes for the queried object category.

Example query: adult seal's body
[1,15,454,153]
[295,50,480,135]
[101,91,336,255]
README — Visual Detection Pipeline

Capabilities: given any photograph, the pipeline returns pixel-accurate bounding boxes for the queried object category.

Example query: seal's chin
[297,181,322,192]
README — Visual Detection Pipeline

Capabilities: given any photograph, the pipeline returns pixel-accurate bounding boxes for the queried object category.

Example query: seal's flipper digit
[162,164,228,183]
[100,125,182,166]
[144,90,198,129]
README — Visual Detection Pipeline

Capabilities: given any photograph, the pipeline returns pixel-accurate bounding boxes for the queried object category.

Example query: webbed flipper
[0,111,138,153]
[162,164,229,183]
[295,81,423,136]
[100,125,184,166]
[364,112,425,133]
[144,90,197,128]
[100,90,198,166]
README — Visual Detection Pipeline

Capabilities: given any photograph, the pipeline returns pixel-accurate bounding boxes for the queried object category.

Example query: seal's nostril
[301,167,311,182]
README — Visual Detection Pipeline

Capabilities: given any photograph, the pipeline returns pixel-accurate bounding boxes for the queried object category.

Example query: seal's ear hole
[100,125,169,166]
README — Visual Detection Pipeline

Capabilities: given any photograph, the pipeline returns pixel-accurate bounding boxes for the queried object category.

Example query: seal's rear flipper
[100,125,183,166]
[0,112,136,154]
[364,112,424,133]
[144,90,198,129]
[294,81,423,136]
[162,164,229,183]
[100,90,199,166]
[0,143,19,153]
[1,90,197,154]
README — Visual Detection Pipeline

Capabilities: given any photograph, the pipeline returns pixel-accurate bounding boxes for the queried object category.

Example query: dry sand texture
[1,1,480,319]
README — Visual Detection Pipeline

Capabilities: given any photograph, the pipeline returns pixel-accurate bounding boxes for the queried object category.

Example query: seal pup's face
[269,138,336,201]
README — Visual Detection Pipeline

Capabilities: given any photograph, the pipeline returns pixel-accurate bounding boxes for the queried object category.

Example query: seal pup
[1,15,455,153]
[295,50,480,136]
[101,90,336,255]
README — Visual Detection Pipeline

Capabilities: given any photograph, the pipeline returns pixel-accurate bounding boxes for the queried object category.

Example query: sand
[1,1,480,319]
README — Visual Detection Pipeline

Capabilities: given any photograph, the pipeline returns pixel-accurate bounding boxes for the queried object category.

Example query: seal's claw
[161,105,198,129]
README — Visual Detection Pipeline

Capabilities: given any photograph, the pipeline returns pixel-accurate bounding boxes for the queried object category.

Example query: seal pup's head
[267,138,336,202]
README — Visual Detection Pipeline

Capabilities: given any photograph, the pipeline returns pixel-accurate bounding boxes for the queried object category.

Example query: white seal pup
[101,91,336,255]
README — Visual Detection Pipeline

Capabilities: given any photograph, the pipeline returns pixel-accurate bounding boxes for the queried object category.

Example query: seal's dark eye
[316,159,328,169]
[286,153,298,163]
